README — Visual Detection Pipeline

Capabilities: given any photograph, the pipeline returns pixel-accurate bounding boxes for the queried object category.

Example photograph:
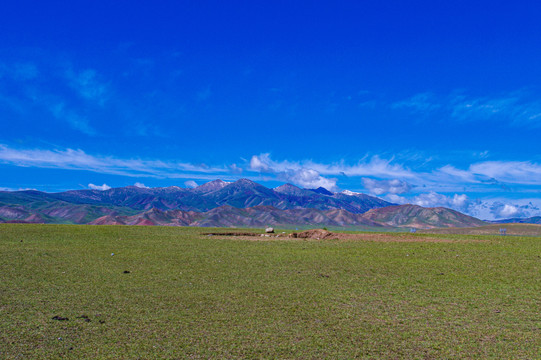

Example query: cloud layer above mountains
[1,144,540,220]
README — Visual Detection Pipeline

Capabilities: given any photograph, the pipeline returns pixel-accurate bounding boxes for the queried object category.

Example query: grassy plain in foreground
[0,224,540,359]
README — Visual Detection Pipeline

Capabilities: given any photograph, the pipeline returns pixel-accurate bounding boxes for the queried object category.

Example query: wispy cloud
[469,161,541,185]
[0,144,229,180]
[65,68,110,106]
[0,59,103,135]
[0,61,39,80]
[361,178,412,195]
[2,145,540,207]
[393,90,541,127]
[391,92,441,113]
[249,153,415,180]
[49,102,96,136]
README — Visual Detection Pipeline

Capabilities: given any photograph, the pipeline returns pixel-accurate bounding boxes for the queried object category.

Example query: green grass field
[1,224,540,359]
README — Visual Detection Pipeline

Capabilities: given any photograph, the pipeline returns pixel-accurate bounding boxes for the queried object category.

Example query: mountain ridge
[0,179,488,228]
[85,204,486,229]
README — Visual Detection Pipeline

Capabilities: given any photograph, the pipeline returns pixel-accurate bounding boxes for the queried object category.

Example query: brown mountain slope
[362,204,487,229]
[88,205,485,229]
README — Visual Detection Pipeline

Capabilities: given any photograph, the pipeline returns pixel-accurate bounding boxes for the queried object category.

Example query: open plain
[1,224,540,359]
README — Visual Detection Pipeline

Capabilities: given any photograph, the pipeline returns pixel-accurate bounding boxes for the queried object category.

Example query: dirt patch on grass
[290,229,336,239]
[342,233,454,243]
[210,229,456,243]
[203,232,261,237]
[289,229,454,242]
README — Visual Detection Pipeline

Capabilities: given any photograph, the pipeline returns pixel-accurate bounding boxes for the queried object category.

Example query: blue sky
[1,1,541,219]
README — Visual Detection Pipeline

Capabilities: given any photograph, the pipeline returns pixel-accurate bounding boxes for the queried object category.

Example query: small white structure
[265,227,274,234]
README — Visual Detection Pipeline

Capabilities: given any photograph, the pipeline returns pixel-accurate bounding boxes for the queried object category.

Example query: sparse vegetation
[1,224,540,359]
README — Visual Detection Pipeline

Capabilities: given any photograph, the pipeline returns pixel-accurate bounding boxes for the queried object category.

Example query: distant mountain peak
[234,178,257,185]
[274,183,305,195]
[274,183,298,190]
[193,179,231,193]
[309,187,334,196]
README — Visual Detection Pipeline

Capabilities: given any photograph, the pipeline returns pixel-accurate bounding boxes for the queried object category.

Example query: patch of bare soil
[288,229,453,242]
[203,232,260,237]
[211,229,456,242]
[343,233,454,243]
[289,229,336,239]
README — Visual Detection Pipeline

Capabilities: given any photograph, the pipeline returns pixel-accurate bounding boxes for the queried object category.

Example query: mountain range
[0,178,488,228]
[490,216,541,225]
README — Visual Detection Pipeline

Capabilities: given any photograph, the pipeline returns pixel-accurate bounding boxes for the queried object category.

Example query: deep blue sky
[1,1,541,219]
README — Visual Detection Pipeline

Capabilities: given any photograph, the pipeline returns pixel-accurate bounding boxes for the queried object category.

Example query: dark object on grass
[123,270,130,274]
[52,315,69,321]
[76,315,91,322]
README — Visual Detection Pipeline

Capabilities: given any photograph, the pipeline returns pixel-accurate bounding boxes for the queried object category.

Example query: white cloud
[248,153,541,196]
[362,178,412,195]
[248,153,417,191]
[308,156,415,179]
[451,194,469,209]
[497,204,519,218]
[249,154,338,191]
[487,201,540,219]
[386,191,541,220]
[249,153,414,179]
[88,183,111,191]
[0,144,229,180]
[386,192,472,213]
[184,180,198,188]
[249,154,272,172]
[414,192,451,208]
[280,169,338,191]
[0,186,37,191]
[134,182,149,188]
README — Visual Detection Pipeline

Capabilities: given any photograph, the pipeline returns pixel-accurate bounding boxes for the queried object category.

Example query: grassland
[421,223,541,237]
[1,224,540,359]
